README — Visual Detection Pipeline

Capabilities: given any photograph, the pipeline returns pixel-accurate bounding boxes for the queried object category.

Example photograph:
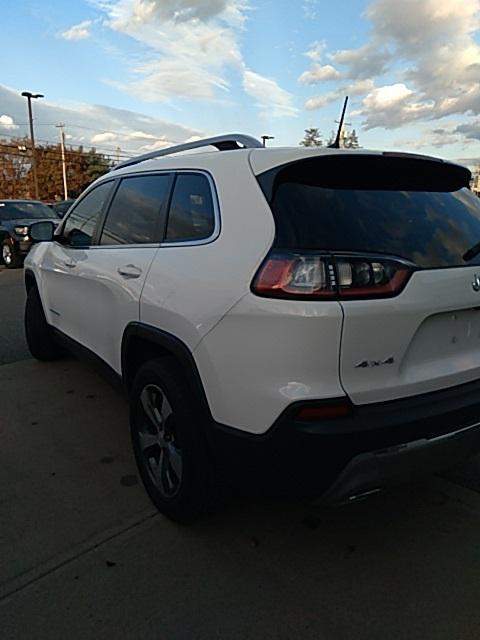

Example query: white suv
[24,134,480,521]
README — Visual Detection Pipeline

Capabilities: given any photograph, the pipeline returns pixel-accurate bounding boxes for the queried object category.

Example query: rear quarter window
[165,173,215,243]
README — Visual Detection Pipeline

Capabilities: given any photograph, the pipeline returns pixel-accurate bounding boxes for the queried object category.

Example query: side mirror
[30,221,55,243]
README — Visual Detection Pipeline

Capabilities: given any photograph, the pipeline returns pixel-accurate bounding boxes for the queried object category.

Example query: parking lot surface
[0,267,30,364]
[2,266,480,639]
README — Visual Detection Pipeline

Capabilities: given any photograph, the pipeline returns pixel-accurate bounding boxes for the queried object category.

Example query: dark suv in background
[50,199,75,219]
[0,200,59,268]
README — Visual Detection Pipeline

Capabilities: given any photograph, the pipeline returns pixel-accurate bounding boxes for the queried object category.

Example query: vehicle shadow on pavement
[1,357,480,640]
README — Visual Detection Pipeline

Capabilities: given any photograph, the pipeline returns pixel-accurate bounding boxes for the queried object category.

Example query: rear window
[257,155,480,269]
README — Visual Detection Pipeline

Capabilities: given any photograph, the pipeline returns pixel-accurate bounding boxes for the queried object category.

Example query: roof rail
[114,133,263,171]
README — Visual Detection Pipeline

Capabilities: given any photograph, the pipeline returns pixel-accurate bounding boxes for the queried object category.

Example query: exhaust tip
[345,487,383,504]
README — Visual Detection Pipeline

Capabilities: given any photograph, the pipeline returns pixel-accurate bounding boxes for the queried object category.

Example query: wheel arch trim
[121,322,213,420]
[24,268,38,292]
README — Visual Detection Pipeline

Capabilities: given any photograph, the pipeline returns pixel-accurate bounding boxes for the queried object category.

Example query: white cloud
[367,0,479,54]
[363,83,413,110]
[328,43,391,79]
[0,114,18,130]
[456,120,480,142]
[125,130,158,140]
[394,126,464,150]
[91,132,117,143]
[302,0,320,20]
[93,0,295,117]
[298,0,480,137]
[304,80,375,113]
[117,57,229,102]
[359,83,435,129]
[305,93,338,111]
[242,69,298,118]
[304,41,326,62]
[343,79,375,96]
[106,0,246,28]
[298,64,341,85]
[0,84,202,156]
[59,20,93,41]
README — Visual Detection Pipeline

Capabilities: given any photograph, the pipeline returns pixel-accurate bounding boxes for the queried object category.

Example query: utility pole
[116,146,121,164]
[56,123,68,200]
[21,91,44,199]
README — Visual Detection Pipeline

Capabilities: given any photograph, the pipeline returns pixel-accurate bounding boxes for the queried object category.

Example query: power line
[0,140,132,161]
[2,121,162,153]
[0,145,122,164]
[26,138,135,157]
[34,137,136,156]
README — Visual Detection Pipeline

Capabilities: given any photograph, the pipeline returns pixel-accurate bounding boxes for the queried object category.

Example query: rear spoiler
[257,154,472,200]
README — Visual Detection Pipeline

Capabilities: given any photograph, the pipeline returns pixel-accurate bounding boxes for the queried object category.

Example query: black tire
[25,286,61,361]
[130,358,217,523]
[2,238,23,269]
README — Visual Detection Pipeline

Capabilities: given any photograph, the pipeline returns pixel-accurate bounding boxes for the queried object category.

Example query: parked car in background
[50,199,75,218]
[0,200,59,268]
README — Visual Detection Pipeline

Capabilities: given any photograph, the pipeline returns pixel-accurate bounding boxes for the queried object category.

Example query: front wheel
[25,286,62,361]
[130,358,217,523]
[2,239,23,269]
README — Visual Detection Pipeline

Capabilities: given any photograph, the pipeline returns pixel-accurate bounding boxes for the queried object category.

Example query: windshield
[258,155,480,269]
[0,201,58,222]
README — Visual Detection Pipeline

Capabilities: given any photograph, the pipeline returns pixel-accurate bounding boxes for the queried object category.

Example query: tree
[326,130,336,147]
[299,128,323,147]
[344,129,360,149]
[0,138,113,200]
[84,148,111,183]
[0,138,31,198]
[325,128,361,148]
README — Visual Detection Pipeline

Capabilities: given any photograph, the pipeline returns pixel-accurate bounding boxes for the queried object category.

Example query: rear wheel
[130,358,217,523]
[2,239,23,269]
[25,286,61,361]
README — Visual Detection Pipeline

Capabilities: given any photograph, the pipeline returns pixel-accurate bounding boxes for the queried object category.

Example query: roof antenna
[328,96,349,149]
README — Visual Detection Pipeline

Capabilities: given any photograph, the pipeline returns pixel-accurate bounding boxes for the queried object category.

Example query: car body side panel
[194,293,344,434]
[339,266,480,404]
[34,242,158,373]
[140,156,276,351]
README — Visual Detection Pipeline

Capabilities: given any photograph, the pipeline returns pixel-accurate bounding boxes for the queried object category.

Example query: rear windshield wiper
[463,241,480,262]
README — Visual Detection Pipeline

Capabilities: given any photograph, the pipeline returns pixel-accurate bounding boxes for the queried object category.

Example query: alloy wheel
[2,244,12,265]
[137,384,183,497]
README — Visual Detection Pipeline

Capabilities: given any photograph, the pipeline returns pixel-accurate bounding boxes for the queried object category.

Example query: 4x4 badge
[473,274,480,292]
[355,357,395,369]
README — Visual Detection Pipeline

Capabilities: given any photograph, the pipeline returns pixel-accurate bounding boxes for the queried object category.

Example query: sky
[1,0,480,166]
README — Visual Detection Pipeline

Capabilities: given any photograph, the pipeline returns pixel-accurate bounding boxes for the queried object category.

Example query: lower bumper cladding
[320,420,480,505]
[208,378,480,501]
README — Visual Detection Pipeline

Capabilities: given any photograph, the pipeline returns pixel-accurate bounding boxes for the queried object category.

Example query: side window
[63,182,113,247]
[100,174,171,246]
[165,173,215,242]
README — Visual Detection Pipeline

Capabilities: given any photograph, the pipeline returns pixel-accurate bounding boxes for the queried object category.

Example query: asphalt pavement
[2,265,480,639]
[0,267,30,364]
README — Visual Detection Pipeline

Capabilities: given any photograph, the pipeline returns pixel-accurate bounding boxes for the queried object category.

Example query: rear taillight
[252,253,335,299]
[252,251,413,300]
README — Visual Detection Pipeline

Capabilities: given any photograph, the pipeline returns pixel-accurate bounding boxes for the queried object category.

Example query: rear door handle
[117,264,142,279]
[63,259,77,269]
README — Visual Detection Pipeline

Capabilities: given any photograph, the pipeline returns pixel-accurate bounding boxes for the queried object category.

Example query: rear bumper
[321,420,480,504]
[208,377,480,501]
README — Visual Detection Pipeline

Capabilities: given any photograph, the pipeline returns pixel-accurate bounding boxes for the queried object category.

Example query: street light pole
[21,91,44,200]
[56,123,68,200]
[261,135,274,147]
